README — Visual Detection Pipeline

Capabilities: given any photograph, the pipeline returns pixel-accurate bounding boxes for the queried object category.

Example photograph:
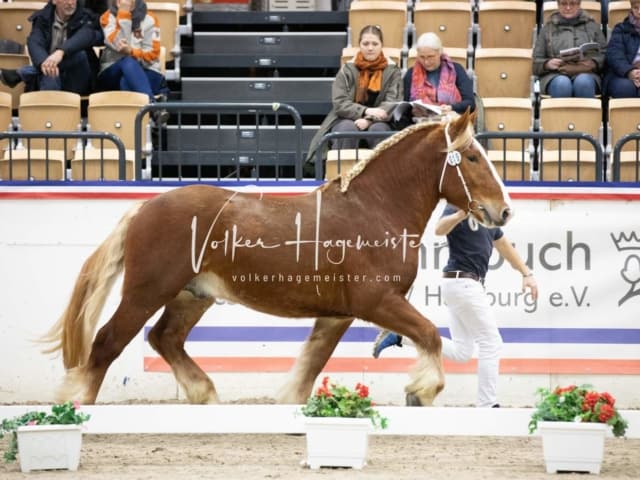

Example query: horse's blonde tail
[41,202,144,369]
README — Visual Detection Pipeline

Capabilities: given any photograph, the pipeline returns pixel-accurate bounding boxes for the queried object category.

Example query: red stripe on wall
[143,357,640,375]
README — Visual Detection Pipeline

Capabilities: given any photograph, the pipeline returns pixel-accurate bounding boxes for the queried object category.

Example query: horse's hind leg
[58,298,162,404]
[278,316,353,404]
[367,294,445,406]
[147,289,217,404]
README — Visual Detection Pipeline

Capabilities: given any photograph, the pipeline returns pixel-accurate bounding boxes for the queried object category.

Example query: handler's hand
[523,274,539,300]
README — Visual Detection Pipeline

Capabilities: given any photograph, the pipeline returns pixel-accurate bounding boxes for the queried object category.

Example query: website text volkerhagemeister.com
[230,272,403,285]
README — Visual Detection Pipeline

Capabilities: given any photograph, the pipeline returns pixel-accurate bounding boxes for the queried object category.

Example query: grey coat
[533,10,607,94]
[306,61,403,163]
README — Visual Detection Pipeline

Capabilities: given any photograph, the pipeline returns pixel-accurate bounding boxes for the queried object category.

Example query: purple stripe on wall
[143,326,640,344]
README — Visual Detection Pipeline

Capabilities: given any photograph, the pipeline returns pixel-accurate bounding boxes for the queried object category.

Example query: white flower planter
[303,417,372,469]
[538,421,608,474]
[17,424,83,472]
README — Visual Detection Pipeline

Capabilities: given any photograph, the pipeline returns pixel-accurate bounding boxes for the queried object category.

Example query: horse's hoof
[405,392,422,407]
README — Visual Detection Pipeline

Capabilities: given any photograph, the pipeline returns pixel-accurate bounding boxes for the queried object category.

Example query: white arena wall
[0,182,639,411]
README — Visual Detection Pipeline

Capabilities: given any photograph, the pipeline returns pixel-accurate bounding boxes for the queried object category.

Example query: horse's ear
[448,108,472,139]
[468,109,477,131]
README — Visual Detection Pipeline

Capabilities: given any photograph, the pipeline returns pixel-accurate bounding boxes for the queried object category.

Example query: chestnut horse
[43,111,512,406]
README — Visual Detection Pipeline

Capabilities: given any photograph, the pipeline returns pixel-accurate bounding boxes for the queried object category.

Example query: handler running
[373,204,538,408]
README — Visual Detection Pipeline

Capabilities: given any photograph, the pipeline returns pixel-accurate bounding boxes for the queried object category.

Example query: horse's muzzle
[479,205,512,227]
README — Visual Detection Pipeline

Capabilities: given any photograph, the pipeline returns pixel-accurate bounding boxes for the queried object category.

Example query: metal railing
[611,133,640,182]
[135,102,304,181]
[476,131,604,182]
[312,130,395,180]
[0,131,126,181]
[312,130,605,182]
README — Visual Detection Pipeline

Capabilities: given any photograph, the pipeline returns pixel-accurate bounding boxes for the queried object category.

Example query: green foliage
[301,376,388,429]
[528,385,628,438]
[0,401,91,462]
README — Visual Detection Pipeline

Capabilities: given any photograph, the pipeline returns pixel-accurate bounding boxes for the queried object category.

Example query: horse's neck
[339,144,441,233]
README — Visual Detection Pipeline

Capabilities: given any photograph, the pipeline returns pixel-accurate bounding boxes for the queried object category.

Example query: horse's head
[438,110,512,227]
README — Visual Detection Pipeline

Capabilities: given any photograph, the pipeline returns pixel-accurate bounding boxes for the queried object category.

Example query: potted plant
[528,384,628,474]
[1,401,91,472]
[300,376,388,469]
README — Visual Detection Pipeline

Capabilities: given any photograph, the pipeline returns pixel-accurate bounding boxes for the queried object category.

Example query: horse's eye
[466,154,478,163]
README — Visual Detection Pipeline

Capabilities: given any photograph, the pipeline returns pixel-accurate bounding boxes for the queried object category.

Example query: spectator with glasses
[305,24,403,175]
[394,32,474,130]
[534,0,607,97]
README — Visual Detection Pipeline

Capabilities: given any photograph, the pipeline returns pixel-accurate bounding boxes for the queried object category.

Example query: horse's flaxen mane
[338,117,474,192]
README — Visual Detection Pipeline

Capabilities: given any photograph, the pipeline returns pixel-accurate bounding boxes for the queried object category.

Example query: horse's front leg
[366,294,445,406]
[147,289,217,404]
[277,316,353,404]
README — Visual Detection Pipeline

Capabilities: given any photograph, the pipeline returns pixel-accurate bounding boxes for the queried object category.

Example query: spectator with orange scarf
[305,25,402,173]
[396,32,474,129]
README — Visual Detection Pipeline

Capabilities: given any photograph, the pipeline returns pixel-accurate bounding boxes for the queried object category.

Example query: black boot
[0,69,21,88]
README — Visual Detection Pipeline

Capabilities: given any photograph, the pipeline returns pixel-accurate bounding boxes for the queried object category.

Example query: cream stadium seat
[412,2,474,51]
[348,1,409,50]
[538,97,604,181]
[325,148,374,180]
[2,90,81,180]
[0,3,47,47]
[72,91,150,181]
[474,48,534,99]
[607,98,640,182]
[476,1,537,48]
[482,97,534,181]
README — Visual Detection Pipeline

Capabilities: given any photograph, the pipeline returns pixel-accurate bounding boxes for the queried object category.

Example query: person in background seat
[0,0,103,96]
[395,32,474,130]
[604,0,640,98]
[304,25,403,174]
[98,0,169,122]
[533,0,606,98]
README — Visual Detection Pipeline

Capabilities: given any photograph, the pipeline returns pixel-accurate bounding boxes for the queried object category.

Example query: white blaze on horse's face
[469,137,513,227]
[473,138,512,202]
[441,119,512,228]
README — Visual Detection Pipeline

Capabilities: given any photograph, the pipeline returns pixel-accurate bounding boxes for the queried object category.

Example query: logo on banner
[611,231,640,306]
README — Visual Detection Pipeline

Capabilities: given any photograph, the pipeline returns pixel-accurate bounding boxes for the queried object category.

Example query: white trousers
[440,277,503,407]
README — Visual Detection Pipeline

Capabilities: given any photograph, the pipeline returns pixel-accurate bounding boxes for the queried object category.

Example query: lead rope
[439,122,476,211]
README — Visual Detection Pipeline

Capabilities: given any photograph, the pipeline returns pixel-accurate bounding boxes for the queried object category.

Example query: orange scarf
[353,52,388,104]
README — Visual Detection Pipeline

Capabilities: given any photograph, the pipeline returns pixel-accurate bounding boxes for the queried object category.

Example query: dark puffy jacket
[27,0,103,94]
[604,18,640,93]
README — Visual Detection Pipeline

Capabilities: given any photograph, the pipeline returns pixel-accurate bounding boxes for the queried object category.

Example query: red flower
[599,404,615,422]
[315,386,332,397]
[355,383,369,398]
[583,391,600,410]
[601,392,615,406]
[554,385,577,395]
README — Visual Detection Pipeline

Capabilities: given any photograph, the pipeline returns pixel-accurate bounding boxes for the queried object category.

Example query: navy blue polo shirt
[441,204,503,279]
